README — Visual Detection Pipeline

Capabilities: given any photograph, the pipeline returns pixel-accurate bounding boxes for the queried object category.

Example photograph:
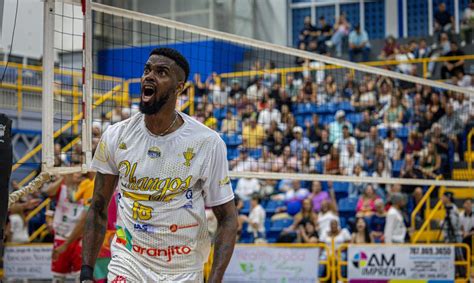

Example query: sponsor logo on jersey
[132,245,191,262]
[117,160,193,202]
[185,189,193,199]
[219,176,230,186]
[133,223,158,233]
[116,226,133,251]
[183,148,195,167]
[118,142,127,150]
[147,146,161,159]
[111,275,127,283]
[169,223,199,233]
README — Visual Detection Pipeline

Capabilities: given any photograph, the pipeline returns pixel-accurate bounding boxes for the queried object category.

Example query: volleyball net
[35,0,474,193]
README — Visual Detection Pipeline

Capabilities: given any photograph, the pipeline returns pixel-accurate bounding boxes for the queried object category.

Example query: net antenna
[42,0,92,175]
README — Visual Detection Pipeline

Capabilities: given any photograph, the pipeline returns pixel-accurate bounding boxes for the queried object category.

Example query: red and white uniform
[51,185,85,275]
[92,112,234,282]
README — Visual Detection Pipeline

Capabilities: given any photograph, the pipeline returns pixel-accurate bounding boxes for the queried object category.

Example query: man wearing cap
[290,126,311,159]
[329,110,353,143]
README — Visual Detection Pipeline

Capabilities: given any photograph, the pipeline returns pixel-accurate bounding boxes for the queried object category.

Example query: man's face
[140,55,184,115]
[439,3,446,11]
[343,127,349,138]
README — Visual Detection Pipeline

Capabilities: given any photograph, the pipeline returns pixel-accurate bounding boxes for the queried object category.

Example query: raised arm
[209,199,238,283]
[79,172,117,282]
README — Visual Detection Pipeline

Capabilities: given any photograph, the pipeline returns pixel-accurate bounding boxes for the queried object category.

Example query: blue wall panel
[364,0,385,39]
[407,0,429,36]
[316,5,336,26]
[341,3,361,28]
[292,8,312,46]
[97,40,246,96]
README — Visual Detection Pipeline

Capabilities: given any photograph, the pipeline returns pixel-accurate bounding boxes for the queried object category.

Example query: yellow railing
[219,54,474,88]
[336,243,471,283]
[410,175,442,243]
[467,128,474,178]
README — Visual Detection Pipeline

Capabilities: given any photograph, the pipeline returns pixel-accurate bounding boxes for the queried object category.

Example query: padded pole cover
[0,114,12,247]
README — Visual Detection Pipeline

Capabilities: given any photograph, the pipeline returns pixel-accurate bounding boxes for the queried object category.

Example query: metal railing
[467,128,474,178]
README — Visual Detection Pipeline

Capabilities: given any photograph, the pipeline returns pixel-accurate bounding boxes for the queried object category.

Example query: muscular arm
[81,172,117,268]
[209,200,238,283]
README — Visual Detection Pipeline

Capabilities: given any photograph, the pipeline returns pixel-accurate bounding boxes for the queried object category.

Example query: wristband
[79,265,94,282]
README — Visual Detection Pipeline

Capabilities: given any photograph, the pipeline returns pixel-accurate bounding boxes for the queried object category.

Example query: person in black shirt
[229,79,245,98]
[269,130,286,156]
[300,16,317,44]
[315,129,332,158]
[434,2,454,40]
[355,110,376,140]
[306,114,324,145]
[400,155,424,194]
[441,41,465,79]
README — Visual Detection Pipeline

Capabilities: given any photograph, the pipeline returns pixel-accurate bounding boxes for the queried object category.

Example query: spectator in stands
[258,98,281,130]
[383,96,404,129]
[378,35,398,60]
[295,42,307,66]
[434,2,453,41]
[320,219,351,255]
[351,217,373,243]
[383,129,403,161]
[440,192,462,243]
[235,176,260,201]
[439,103,464,160]
[427,32,451,78]
[419,141,441,179]
[329,110,353,143]
[274,146,298,172]
[317,16,333,43]
[405,131,423,158]
[290,126,311,158]
[356,184,380,218]
[351,84,377,112]
[297,222,319,243]
[268,130,286,156]
[324,75,338,102]
[285,75,299,99]
[394,45,415,75]
[281,198,318,241]
[297,149,316,173]
[413,39,432,59]
[407,187,425,229]
[348,164,368,198]
[460,199,473,256]
[368,142,392,174]
[384,193,407,243]
[342,73,359,99]
[400,154,424,194]
[334,125,358,154]
[441,42,465,79]
[299,16,317,44]
[308,38,328,55]
[306,114,323,146]
[242,115,265,149]
[230,147,257,172]
[324,147,342,175]
[229,79,244,98]
[326,14,351,57]
[310,181,330,213]
[340,143,363,176]
[317,198,340,237]
[315,129,332,160]
[355,110,376,139]
[258,146,274,172]
[376,78,394,108]
[361,126,382,168]
[461,2,474,46]
[372,160,390,199]
[427,123,449,163]
[221,110,238,134]
[247,77,265,102]
[348,24,371,62]
[242,195,266,243]
[370,199,386,243]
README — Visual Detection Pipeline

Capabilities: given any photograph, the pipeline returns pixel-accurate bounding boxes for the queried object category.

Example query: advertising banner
[4,244,53,279]
[348,245,455,282]
[224,245,320,282]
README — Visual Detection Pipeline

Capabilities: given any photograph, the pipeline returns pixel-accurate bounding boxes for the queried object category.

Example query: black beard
[139,90,172,115]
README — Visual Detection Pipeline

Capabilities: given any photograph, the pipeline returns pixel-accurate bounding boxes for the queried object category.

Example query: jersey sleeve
[202,138,235,207]
[91,125,119,175]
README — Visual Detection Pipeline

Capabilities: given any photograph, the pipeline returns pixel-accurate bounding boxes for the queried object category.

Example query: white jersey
[91,112,234,274]
[53,185,85,240]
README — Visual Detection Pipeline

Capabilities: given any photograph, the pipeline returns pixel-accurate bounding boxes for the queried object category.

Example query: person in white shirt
[258,99,281,130]
[81,48,237,283]
[384,193,407,243]
[340,142,364,175]
[235,178,260,201]
[460,199,473,260]
[230,147,257,172]
[243,195,266,242]
[334,125,357,154]
[318,200,340,237]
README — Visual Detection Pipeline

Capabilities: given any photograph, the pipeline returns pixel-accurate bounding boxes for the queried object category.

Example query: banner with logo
[224,245,320,282]
[4,244,53,279]
[348,245,455,282]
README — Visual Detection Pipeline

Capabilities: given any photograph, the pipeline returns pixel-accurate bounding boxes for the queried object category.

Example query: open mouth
[142,84,156,102]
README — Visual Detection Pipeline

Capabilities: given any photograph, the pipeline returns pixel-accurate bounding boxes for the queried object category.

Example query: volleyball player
[80,48,237,282]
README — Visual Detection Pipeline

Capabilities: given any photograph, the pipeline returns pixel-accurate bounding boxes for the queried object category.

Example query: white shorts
[107,252,204,283]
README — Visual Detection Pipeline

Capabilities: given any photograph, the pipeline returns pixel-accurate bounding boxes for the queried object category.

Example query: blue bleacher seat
[295,115,305,127]
[338,197,358,215]
[333,182,349,193]
[296,103,313,115]
[346,113,363,125]
[396,126,410,139]
[392,159,404,177]
[241,200,251,214]
[378,128,388,138]
[265,200,284,214]
[226,134,242,147]
[270,219,293,231]
[213,107,227,120]
[338,101,355,112]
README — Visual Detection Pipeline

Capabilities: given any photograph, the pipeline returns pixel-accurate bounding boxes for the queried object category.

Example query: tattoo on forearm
[209,201,238,283]
[82,173,113,267]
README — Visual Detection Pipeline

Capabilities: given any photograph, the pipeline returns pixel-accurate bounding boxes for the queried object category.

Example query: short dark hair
[149,47,190,81]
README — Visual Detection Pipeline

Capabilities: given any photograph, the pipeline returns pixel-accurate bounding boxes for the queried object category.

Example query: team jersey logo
[183,148,195,167]
[147,146,161,159]
[111,275,127,283]
[116,226,133,251]
[169,223,199,233]
[118,142,127,150]
[219,176,230,186]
